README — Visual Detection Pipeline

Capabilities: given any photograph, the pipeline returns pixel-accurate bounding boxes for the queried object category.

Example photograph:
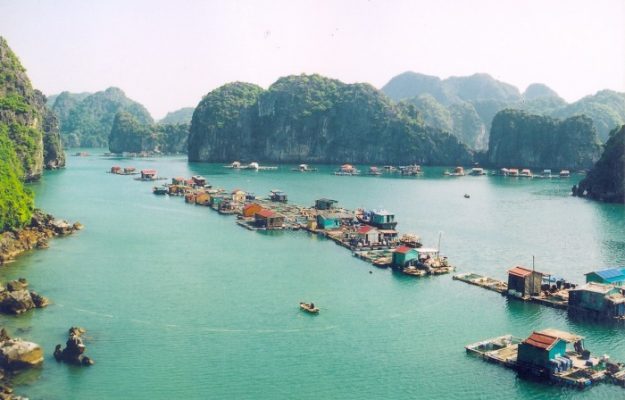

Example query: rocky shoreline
[0,210,83,398]
[0,210,82,266]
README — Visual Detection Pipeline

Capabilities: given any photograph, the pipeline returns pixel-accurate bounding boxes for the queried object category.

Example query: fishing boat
[399,165,422,176]
[403,266,426,277]
[535,169,552,179]
[224,161,241,169]
[299,302,319,314]
[469,167,485,176]
[367,166,382,176]
[508,168,519,177]
[559,169,571,178]
[153,186,168,195]
[445,166,465,176]
[291,164,317,172]
[335,164,360,176]
[519,169,533,178]
[383,165,397,172]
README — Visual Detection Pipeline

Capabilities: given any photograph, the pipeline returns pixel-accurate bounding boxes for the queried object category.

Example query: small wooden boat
[153,186,168,195]
[402,266,426,277]
[299,302,319,314]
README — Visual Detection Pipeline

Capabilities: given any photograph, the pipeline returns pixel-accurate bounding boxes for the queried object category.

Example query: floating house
[140,169,157,180]
[519,169,533,178]
[507,266,543,298]
[245,193,256,201]
[315,198,338,210]
[195,192,210,206]
[254,209,285,229]
[392,246,419,268]
[210,194,227,208]
[517,330,573,375]
[242,203,263,218]
[568,283,625,319]
[316,211,354,230]
[172,177,186,185]
[111,166,121,174]
[231,189,246,203]
[124,167,136,174]
[585,268,625,286]
[269,190,288,203]
[370,210,397,230]
[192,175,207,187]
[355,225,379,245]
[469,167,485,176]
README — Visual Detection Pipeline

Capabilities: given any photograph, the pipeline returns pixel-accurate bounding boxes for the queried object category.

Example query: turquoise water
[2,151,625,399]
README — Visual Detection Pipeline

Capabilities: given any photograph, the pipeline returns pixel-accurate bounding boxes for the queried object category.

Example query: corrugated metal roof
[508,266,532,278]
[570,282,616,294]
[394,246,414,254]
[537,328,583,343]
[524,332,559,350]
[256,209,275,218]
[586,268,625,281]
[357,225,376,234]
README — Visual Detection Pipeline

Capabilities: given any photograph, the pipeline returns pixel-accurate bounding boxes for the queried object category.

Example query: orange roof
[524,332,559,350]
[394,246,414,254]
[508,266,533,278]
[243,203,260,210]
[256,209,275,218]
[357,225,376,234]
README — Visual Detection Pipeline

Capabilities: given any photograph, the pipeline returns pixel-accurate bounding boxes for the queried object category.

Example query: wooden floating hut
[254,209,285,229]
[585,267,625,286]
[507,266,543,299]
[568,283,625,320]
[467,328,624,390]
[269,190,288,203]
[315,198,338,211]
[140,169,157,180]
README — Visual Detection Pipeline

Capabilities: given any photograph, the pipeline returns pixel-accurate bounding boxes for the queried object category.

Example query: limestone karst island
[0,1,624,399]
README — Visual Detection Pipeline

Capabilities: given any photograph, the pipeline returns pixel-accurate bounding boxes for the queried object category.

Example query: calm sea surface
[2,151,625,399]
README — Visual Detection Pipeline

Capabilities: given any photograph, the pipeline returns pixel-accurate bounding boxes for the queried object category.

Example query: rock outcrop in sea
[487,109,602,170]
[54,327,94,366]
[108,111,188,154]
[188,74,473,165]
[0,328,43,399]
[0,210,82,266]
[573,125,625,203]
[0,278,49,315]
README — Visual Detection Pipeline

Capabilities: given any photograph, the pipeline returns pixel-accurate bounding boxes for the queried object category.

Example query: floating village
[108,162,625,391]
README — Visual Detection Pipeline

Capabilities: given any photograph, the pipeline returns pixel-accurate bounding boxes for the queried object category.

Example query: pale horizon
[1,0,624,119]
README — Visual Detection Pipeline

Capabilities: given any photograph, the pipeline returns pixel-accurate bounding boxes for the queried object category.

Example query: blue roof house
[585,268,625,286]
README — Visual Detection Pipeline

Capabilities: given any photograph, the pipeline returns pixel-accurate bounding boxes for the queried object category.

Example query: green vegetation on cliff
[575,125,625,203]
[188,74,472,165]
[0,36,65,181]
[0,125,33,230]
[382,71,624,149]
[52,87,153,148]
[487,109,602,170]
[109,111,188,154]
[159,107,195,125]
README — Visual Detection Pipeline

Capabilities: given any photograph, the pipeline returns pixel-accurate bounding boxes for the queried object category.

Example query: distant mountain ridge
[382,72,625,147]
[159,107,195,125]
[50,87,153,147]
[188,74,473,165]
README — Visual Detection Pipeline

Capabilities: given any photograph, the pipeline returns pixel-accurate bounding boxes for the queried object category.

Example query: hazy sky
[1,0,624,119]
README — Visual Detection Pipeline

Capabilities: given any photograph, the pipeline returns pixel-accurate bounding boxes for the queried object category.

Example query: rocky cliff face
[574,125,624,203]
[0,36,65,180]
[188,75,473,165]
[52,87,153,147]
[109,111,188,154]
[487,110,602,170]
[382,71,624,149]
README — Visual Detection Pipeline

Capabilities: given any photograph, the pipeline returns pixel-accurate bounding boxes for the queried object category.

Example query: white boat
[559,169,571,178]
[469,167,485,176]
